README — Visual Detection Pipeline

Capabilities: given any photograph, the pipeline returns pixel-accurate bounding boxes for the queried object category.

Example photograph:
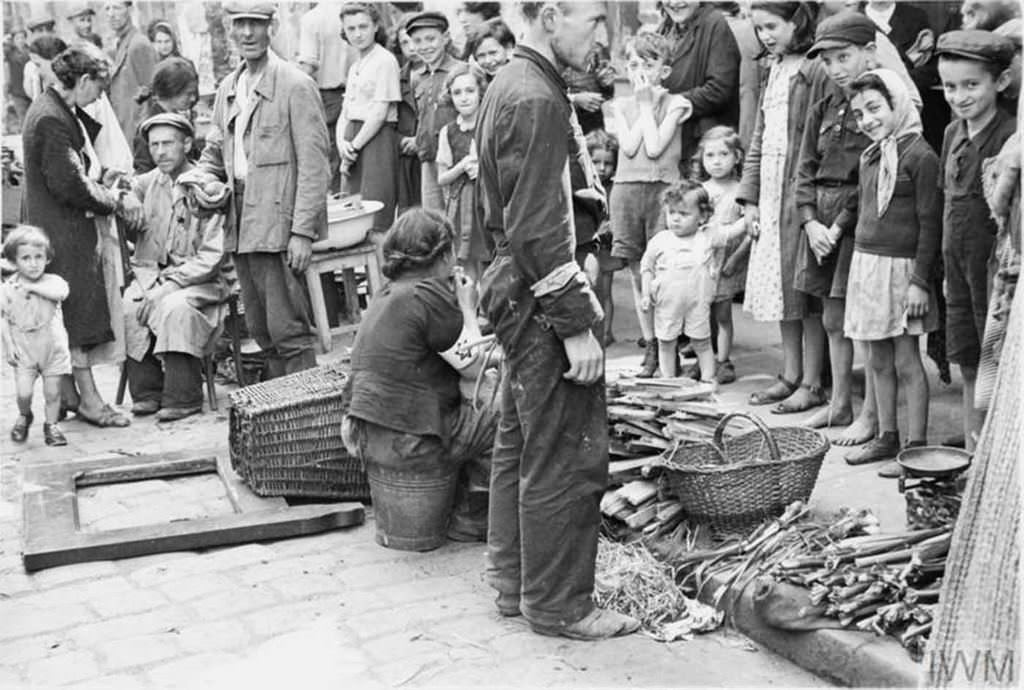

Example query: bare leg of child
[959,364,982,451]
[713,300,733,363]
[629,263,654,343]
[835,341,878,445]
[657,338,678,378]
[597,270,616,345]
[806,297,854,428]
[894,335,928,443]
[10,369,36,442]
[43,375,63,424]
[846,338,900,465]
[693,337,716,382]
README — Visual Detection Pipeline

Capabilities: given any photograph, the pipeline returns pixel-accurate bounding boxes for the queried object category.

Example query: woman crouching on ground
[342,207,501,550]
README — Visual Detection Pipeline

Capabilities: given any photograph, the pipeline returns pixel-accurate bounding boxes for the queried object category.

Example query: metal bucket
[365,464,457,551]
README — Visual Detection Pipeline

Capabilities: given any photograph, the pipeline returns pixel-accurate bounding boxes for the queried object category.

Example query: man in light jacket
[105,1,157,139]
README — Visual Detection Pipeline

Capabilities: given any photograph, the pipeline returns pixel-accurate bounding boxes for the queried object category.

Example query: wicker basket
[229,362,370,501]
[657,413,829,533]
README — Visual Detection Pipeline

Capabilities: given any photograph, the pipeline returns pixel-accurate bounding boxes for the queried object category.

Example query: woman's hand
[338,140,359,164]
[400,136,418,156]
[460,154,479,180]
[744,205,761,239]
[906,284,930,319]
[803,220,833,262]
[453,266,478,315]
[572,91,604,112]
[640,291,652,312]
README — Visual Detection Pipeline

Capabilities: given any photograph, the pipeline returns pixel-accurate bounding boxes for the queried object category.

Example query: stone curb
[697,574,920,687]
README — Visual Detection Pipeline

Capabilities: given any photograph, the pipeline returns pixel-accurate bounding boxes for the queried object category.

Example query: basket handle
[712,412,782,463]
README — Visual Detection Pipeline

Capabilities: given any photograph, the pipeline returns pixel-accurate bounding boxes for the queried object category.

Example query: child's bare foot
[804,403,853,429]
[833,413,877,446]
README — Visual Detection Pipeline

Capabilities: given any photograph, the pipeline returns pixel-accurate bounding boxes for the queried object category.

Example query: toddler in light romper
[640,180,747,380]
[2,226,72,446]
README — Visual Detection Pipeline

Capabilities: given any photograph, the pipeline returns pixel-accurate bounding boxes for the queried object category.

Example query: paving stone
[126,555,206,587]
[360,630,454,663]
[156,572,237,603]
[0,571,37,596]
[173,619,250,654]
[186,584,280,621]
[331,561,422,591]
[236,552,340,586]
[30,560,120,588]
[90,586,170,618]
[265,572,343,600]
[66,608,195,647]
[95,633,180,671]
[0,666,23,688]
[193,543,276,572]
[0,633,70,665]
[17,575,136,609]
[377,574,472,607]
[240,596,349,640]
[0,602,97,640]
[66,672,152,690]
[145,652,243,687]
[25,650,101,686]
[266,528,367,558]
[345,594,484,641]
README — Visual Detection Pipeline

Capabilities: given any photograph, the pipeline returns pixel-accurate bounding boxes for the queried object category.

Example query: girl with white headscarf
[842,68,943,470]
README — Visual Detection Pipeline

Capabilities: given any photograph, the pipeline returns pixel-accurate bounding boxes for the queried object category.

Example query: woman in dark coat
[21,44,141,426]
[657,1,742,167]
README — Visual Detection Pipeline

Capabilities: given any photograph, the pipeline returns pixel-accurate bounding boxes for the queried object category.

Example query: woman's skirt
[844,250,939,341]
[342,121,399,234]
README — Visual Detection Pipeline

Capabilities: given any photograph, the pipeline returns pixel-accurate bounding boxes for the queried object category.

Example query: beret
[140,112,195,140]
[936,29,1015,66]
[808,12,879,58]
[406,11,448,34]
[223,1,276,21]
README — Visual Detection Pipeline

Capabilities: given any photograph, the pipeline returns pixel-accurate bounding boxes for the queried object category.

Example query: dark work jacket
[475,46,602,343]
[21,88,119,348]
[411,53,464,163]
[838,135,941,291]
[659,5,741,167]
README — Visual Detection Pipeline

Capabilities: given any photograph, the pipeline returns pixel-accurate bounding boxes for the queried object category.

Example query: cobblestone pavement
[0,279,963,688]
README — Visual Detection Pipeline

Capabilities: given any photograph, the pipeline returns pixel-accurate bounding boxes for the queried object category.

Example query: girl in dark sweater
[842,69,941,469]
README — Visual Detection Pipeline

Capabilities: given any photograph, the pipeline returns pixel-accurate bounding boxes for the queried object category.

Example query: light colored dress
[703,179,747,301]
[845,252,938,340]
[743,55,802,323]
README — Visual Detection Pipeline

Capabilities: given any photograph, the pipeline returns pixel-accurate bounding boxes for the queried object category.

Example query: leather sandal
[532,608,640,641]
[43,423,67,447]
[877,440,926,478]
[10,412,33,443]
[749,375,799,405]
[771,383,828,415]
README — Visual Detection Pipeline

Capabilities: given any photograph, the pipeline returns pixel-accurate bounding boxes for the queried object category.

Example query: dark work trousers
[321,86,345,195]
[943,197,996,368]
[482,258,608,629]
[127,338,203,409]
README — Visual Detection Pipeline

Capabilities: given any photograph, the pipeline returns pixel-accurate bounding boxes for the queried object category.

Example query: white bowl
[312,197,384,251]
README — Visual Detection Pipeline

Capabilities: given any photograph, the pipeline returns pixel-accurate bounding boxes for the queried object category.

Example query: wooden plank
[216,455,287,513]
[76,456,217,487]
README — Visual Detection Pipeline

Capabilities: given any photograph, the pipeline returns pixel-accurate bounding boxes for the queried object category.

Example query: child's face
[750,9,796,57]
[590,148,615,183]
[939,57,1008,125]
[851,88,897,142]
[449,73,481,116]
[474,37,509,75]
[819,44,875,90]
[702,139,737,181]
[411,27,447,67]
[665,193,705,238]
[14,244,47,282]
[625,50,669,88]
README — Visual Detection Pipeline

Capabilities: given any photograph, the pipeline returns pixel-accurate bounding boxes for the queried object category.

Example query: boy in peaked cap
[936,29,1016,451]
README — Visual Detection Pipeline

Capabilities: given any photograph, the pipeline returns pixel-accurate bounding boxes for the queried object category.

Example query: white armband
[530,261,585,298]
[439,319,482,372]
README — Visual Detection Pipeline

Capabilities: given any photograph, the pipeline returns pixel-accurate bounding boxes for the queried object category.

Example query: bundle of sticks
[600,480,686,540]
[607,377,724,460]
[656,501,949,660]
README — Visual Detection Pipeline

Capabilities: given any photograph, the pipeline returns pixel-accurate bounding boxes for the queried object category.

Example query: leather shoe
[156,406,202,422]
[43,423,67,446]
[131,400,160,416]
[532,607,640,640]
[10,412,33,443]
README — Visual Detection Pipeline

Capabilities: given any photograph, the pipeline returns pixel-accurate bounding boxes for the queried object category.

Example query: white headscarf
[860,68,923,216]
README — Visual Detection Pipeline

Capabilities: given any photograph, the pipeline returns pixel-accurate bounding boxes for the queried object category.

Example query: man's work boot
[532,608,640,640]
[161,352,204,415]
[636,340,659,378]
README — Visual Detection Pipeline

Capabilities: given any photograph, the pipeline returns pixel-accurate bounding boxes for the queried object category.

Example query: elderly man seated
[123,113,234,421]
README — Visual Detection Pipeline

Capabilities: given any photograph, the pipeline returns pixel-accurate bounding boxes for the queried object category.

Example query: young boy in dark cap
[407,11,465,213]
[936,29,1016,451]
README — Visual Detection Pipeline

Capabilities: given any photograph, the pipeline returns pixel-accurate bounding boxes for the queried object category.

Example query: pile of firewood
[600,480,685,540]
[607,377,724,458]
[655,502,949,660]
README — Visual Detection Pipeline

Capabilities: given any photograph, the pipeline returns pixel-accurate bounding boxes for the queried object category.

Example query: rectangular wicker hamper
[228,361,370,502]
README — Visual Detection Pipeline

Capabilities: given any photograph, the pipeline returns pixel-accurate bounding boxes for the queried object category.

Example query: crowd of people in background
[2,0,1021,452]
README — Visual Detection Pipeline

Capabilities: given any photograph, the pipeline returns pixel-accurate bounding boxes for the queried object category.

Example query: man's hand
[563,330,603,385]
[906,284,930,319]
[136,283,176,325]
[287,235,313,273]
[572,91,604,112]
[102,168,127,187]
[400,136,418,156]
[118,191,145,230]
[803,220,833,262]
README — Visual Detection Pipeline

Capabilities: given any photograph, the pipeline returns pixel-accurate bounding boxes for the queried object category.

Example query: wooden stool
[304,240,383,352]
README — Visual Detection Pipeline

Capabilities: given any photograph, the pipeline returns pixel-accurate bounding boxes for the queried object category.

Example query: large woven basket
[657,413,828,534]
[229,362,370,501]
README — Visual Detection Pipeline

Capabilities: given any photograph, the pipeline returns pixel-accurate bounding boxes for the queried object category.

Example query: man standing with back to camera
[475,1,639,640]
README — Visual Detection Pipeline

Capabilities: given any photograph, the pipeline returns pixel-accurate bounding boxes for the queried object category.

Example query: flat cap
[405,11,448,34]
[26,15,56,31]
[808,11,878,58]
[66,4,96,19]
[936,29,1015,66]
[140,112,195,139]
[224,1,276,21]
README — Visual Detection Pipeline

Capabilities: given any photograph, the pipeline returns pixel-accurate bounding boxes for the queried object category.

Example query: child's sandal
[10,412,33,443]
[44,423,68,447]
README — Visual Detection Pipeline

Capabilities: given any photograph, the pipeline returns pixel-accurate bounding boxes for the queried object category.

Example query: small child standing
[436,63,485,280]
[843,70,941,469]
[640,180,747,381]
[610,31,693,377]
[694,126,749,384]
[587,129,620,346]
[1,226,71,446]
[935,30,1017,451]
